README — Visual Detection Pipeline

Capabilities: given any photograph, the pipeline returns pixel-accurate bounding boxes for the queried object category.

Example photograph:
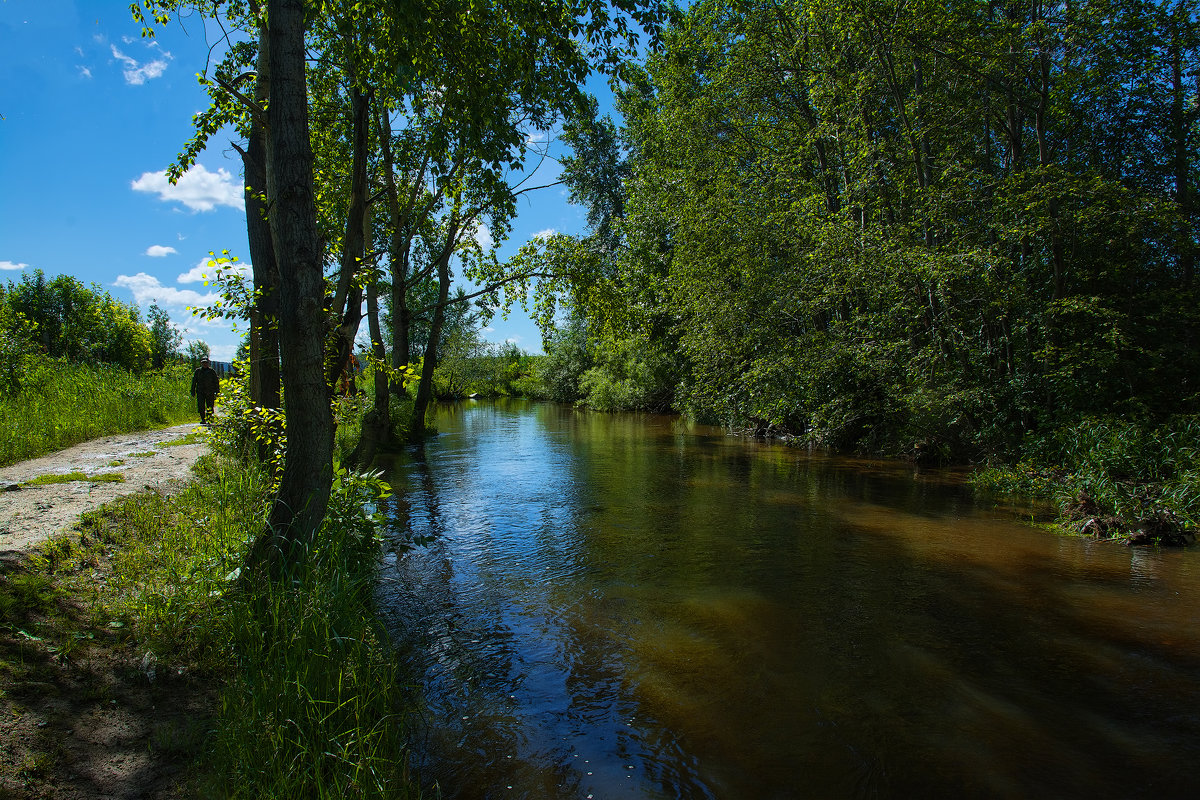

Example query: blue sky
[1,0,596,360]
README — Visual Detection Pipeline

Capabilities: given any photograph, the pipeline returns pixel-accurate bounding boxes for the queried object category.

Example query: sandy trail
[0,423,209,557]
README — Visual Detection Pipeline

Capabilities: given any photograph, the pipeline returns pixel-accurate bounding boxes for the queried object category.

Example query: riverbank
[1,446,422,798]
[970,414,1200,546]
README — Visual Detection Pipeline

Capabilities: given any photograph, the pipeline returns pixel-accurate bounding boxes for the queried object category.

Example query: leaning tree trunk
[348,278,392,467]
[245,26,281,414]
[327,84,371,390]
[248,0,334,574]
[410,225,458,439]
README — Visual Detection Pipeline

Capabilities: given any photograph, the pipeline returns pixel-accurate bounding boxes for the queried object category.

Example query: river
[376,399,1200,799]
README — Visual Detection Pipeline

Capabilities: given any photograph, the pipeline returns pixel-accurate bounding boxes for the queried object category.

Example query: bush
[579,332,675,412]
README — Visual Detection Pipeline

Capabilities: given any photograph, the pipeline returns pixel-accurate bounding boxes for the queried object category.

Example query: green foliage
[147,303,183,370]
[433,324,533,399]
[531,314,594,403]
[204,361,287,478]
[0,360,196,467]
[0,300,38,399]
[185,340,211,367]
[976,415,1200,537]
[3,270,152,371]
[578,331,675,412]
[535,0,1200,469]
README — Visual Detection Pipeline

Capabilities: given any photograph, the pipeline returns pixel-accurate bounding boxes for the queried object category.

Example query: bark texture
[251,0,334,571]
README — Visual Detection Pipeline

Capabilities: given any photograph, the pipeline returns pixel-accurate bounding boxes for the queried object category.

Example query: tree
[133,0,676,571]
[148,303,182,369]
[541,0,1199,456]
[185,340,211,367]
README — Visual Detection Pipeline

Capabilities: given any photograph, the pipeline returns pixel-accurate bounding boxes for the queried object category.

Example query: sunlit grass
[163,431,205,447]
[24,471,125,486]
[0,359,196,467]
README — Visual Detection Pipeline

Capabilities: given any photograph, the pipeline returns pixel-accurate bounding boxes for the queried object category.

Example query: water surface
[378,400,1200,798]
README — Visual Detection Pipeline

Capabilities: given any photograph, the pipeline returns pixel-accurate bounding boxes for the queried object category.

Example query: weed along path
[0,424,208,558]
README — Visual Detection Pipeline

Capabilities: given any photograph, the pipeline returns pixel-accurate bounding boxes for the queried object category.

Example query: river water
[376,400,1200,799]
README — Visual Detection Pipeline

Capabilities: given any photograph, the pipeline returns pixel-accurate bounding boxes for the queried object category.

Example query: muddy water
[377,400,1200,799]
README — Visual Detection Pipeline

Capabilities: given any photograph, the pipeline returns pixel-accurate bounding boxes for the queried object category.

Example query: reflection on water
[377,400,1200,799]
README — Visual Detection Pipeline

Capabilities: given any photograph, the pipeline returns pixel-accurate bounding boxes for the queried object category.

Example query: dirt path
[0,425,213,799]
[0,424,209,559]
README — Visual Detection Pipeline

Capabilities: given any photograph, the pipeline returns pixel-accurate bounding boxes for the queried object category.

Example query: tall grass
[42,451,421,798]
[975,414,1200,537]
[0,359,196,466]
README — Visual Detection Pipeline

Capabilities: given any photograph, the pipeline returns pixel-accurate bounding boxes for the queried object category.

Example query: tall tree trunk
[250,0,333,573]
[328,85,371,389]
[376,107,421,381]
[410,222,459,438]
[1171,12,1194,287]
[348,277,392,467]
[240,26,280,414]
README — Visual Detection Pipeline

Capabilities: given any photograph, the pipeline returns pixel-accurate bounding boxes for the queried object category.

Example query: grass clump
[24,471,125,486]
[975,414,1200,545]
[163,431,206,447]
[0,360,196,467]
[207,468,418,798]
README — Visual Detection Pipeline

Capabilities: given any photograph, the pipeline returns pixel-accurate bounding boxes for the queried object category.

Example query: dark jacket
[191,365,220,397]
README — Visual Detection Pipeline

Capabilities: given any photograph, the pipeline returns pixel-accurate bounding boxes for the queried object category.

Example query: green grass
[975,414,1200,543]
[163,431,205,447]
[53,454,421,798]
[0,360,197,467]
[23,471,125,486]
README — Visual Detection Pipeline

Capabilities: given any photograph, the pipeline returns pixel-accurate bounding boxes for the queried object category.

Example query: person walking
[190,358,220,424]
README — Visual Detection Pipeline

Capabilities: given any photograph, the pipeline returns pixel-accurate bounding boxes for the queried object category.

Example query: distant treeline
[1,270,207,396]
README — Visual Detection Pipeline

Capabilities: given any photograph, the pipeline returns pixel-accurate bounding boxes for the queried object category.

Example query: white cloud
[178,257,251,284]
[1,260,30,271]
[205,343,237,362]
[533,228,557,240]
[145,245,177,257]
[78,65,92,79]
[111,43,171,85]
[131,164,244,212]
[114,272,217,309]
[468,223,494,251]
